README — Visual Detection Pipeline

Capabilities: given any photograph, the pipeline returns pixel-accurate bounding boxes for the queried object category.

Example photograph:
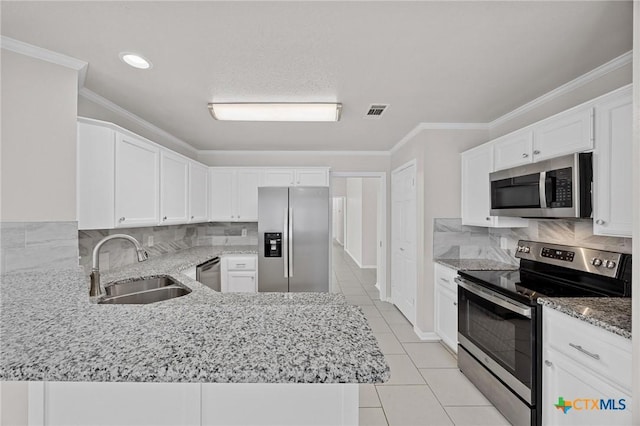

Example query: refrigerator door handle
[283,208,289,278]
[288,207,294,277]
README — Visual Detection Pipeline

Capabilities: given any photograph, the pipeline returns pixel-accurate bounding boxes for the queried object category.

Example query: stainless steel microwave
[489,152,592,218]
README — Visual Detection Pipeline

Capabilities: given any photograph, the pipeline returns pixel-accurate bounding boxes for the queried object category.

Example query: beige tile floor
[331,243,511,426]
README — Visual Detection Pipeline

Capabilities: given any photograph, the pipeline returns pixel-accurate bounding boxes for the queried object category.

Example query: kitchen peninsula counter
[0,246,389,384]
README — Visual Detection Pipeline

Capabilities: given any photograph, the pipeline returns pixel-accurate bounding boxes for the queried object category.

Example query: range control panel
[515,240,622,278]
[541,247,575,262]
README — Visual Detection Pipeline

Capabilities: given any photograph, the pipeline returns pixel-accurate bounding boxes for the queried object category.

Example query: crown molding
[198,149,390,156]
[390,50,632,154]
[489,50,632,129]
[389,122,489,154]
[1,36,88,88]
[79,87,197,154]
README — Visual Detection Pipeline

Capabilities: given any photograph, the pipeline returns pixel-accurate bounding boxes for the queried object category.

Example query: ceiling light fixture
[119,52,152,69]
[208,103,342,122]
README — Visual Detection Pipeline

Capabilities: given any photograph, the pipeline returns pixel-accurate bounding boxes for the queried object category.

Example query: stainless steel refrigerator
[258,186,329,292]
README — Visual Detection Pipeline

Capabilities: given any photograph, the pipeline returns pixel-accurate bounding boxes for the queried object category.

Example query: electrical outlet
[148,236,154,247]
[241,228,247,237]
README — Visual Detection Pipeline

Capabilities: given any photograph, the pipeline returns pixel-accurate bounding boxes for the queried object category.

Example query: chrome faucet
[89,234,149,297]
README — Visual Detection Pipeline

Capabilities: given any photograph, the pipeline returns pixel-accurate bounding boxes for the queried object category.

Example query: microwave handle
[539,171,547,208]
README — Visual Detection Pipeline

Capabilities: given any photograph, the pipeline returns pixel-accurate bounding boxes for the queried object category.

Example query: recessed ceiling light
[208,103,342,122]
[119,52,152,70]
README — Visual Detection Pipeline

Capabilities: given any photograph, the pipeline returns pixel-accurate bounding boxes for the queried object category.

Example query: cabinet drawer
[543,307,632,392]
[226,256,256,271]
[434,263,458,293]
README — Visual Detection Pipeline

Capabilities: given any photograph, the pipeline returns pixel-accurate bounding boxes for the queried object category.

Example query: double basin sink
[99,276,191,305]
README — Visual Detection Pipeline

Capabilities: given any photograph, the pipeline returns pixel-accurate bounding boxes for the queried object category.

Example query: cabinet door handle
[399,247,405,251]
[569,343,600,360]
[544,360,553,367]
[163,216,167,221]
[453,302,457,306]
[595,219,605,225]
[119,217,126,223]
[191,216,194,219]
[440,277,449,283]
[486,217,491,221]
[236,263,245,267]
[522,153,529,158]
[533,150,541,155]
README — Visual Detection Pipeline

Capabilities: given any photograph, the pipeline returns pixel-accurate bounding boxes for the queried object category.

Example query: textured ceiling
[1,1,633,151]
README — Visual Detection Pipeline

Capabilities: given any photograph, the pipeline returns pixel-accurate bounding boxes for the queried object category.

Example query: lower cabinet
[221,255,258,292]
[542,307,632,425]
[434,263,458,353]
[28,382,358,426]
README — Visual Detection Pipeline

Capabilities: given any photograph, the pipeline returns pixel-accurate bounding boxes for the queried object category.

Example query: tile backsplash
[434,218,632,265]
[0,221,80,274]
[78,222,258,272]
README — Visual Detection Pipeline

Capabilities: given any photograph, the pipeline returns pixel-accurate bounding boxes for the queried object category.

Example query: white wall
[361,179,378,267]
[1,50,78,221]
[631,2,639,422]
[345,178,363,265]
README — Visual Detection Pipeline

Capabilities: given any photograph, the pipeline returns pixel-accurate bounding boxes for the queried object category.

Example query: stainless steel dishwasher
[196,257,221,291]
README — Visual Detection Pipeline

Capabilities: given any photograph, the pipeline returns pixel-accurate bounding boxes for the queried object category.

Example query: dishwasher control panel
[264,232,282,257]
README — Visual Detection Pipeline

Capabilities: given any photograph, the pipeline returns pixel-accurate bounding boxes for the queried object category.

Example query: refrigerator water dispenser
[264,232,282,257]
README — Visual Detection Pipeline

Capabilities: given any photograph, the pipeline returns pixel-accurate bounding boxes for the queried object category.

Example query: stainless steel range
[455,240,632,426]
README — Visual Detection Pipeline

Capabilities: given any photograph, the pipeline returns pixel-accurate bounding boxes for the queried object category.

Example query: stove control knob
[605,260,616,269]
[591,258,603,267]
[517,246,523,252]
[523,246,530,253]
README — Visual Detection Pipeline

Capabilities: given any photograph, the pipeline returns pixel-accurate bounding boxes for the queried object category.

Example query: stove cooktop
[457,269,612,306]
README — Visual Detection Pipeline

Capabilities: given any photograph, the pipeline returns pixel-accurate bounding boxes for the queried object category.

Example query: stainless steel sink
[98,276,191,304]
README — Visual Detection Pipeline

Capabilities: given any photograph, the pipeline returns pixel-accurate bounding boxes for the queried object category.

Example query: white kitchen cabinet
[114,132,160,228]
[28,381,357,426]
[209,168,235,221]
[295,168,329,186]
[236,169,261,221]
[263,169,295,186]
[77,121,116,229]
[78,118,210,229]
[542,307,632,426]
[189,161,208,223]
[221,255,258,292]
[461,144,528,228]
[434,263,458,353]
[493,129,534,171]
[209,168,260,222]
[593,87,632,237]
[262,168,329,187]
[160,150,189,225]
[533,106,593,162]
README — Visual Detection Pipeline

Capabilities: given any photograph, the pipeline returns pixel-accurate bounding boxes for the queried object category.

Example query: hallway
[332,243,509,426]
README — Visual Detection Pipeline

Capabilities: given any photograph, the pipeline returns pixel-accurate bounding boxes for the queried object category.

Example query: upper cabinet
[493,107,594,171]
[532,107,593,162]
[209,168,261,222]
[189,162,208,223]
[159,150,189,226]
[593,87,633,237]
[493,130,533,171]
[461,144,528,228]
[262,168,329,187]
[77,118,209,230]
[115,133,160,228]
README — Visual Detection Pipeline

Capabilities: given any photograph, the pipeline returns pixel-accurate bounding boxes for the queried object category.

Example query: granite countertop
[0,246,389,384]
[537,297,631,339]
[435,258,519,271]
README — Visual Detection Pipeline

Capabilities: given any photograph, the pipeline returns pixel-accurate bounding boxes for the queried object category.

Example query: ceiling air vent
[365,104,389,119]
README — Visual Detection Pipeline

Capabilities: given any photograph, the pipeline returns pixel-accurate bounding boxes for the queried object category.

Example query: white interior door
[332,197,345,245]
[391,162,417,324]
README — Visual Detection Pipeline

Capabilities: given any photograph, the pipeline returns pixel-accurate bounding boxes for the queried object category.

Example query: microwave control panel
[548,167,573,208]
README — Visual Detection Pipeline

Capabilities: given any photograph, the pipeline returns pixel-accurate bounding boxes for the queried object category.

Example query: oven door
[456,277,536,404]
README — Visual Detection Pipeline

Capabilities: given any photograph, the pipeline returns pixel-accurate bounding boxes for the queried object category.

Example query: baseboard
[343,247,363,268]
[412,326,442,342]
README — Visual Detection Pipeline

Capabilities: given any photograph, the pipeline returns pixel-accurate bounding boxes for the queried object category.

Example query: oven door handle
[455,277,532,318]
